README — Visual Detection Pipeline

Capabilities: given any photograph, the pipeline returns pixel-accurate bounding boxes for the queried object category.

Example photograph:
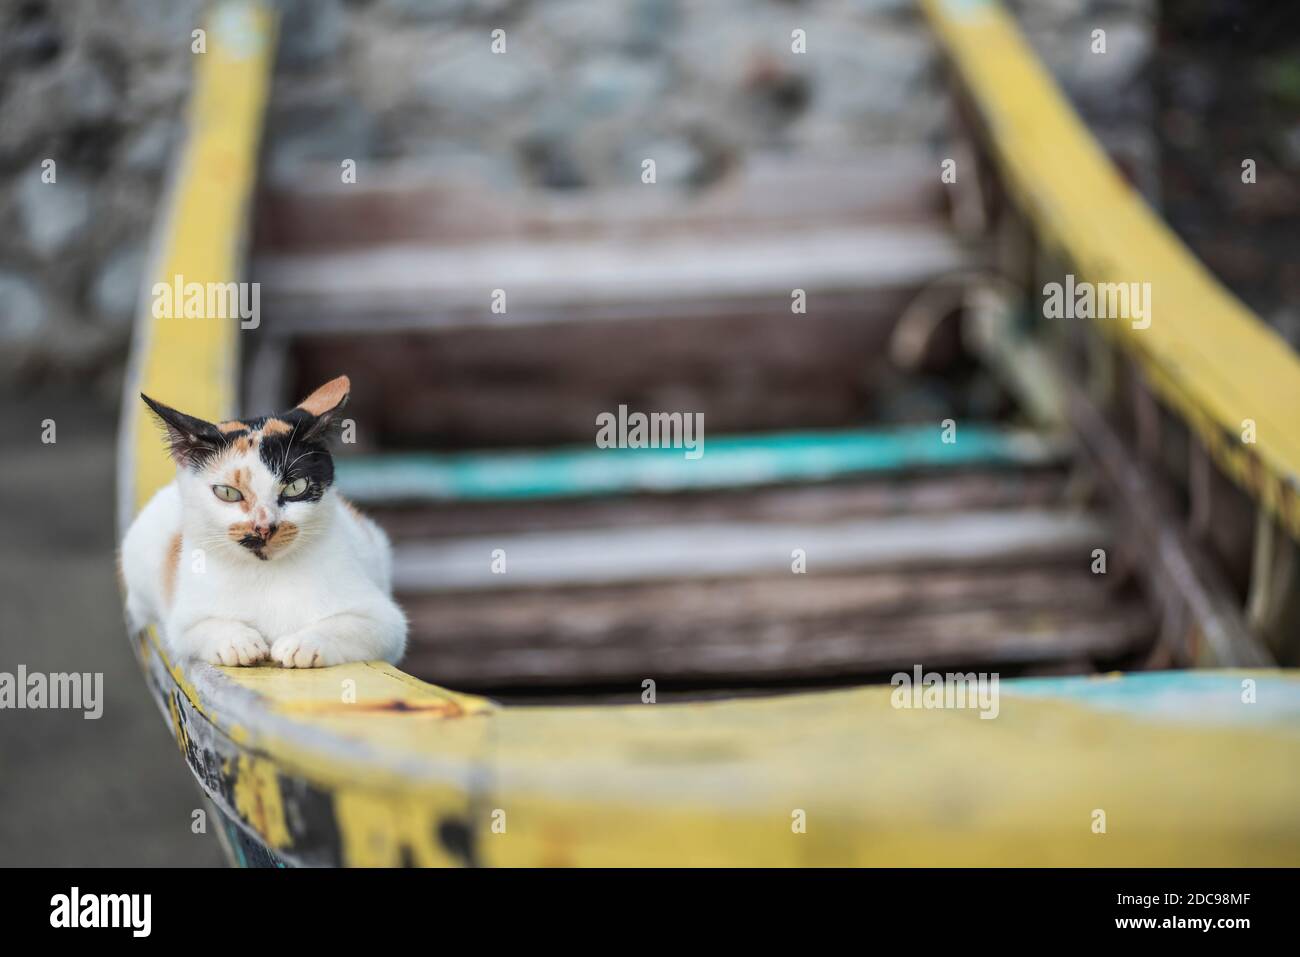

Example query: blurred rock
[0,0,63,68]
[118,0,206,54]
[623,135,705,187]
[16,172,92,258]
[119,119,176,175]
[1071,19,1153,95]
[572,56,667,118]
[377,0,475,20]
[842,0,919,19]
[413,35,547,120]
[263,76,378,183]
[89,244,146,328]
[277,0,348,69]
[532,0,652,51]
[58,55,119,125]
[517,123,587,189]
[624,0,678,55]
[804,24,935,122]
[0,270,47,345]
[1008,0,1090,29]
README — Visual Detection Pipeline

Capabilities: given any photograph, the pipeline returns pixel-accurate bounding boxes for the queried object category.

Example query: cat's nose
[254,521,278,541]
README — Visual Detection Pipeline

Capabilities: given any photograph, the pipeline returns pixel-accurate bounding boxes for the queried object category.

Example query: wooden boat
[117,0,1300,866]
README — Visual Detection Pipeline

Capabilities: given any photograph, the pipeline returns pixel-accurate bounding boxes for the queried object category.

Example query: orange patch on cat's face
[224,467,256,513]
[217,420,289,453]
[227,519,298,558]
[270,521,298,553]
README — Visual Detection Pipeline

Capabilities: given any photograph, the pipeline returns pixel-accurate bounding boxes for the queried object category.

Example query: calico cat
[121,376,407,668]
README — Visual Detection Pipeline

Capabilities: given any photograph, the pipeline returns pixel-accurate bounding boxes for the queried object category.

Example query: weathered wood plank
[254,151,951,252]
[285,302,923,445]
[390,508,1107,591]
[399,566,1149,688]
[370,469,1071,541]
[255,223,973,334]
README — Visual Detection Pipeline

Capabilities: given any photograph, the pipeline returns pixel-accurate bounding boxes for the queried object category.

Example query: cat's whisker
[280,421,303,476]
[284,449,325,476]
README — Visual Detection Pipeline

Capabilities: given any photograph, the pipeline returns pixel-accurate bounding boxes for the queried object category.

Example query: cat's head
[141,376,350,562]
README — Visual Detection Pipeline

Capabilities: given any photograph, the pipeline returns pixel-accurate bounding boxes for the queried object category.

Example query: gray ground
[0,387,223,866]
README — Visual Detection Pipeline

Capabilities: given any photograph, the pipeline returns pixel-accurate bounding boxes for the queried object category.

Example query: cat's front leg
[177,618,270,666]
[271,609,406,668]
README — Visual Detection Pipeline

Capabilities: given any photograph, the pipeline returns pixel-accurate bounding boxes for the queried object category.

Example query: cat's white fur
[121,382,406,668]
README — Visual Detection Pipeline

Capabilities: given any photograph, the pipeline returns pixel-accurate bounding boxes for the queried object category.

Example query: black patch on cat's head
[140,394,228,470]
[253,375,351,504]
[256,410,337,504]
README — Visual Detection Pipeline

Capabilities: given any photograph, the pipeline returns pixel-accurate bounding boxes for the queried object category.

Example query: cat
[121,375,407,668]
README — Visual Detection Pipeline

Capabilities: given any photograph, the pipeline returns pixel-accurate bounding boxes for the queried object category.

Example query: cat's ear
[292,375,350,443]
[140,394,227,469]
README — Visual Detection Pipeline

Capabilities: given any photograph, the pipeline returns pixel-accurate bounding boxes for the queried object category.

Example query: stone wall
[0,0,1156,391]
[0,0,205,387]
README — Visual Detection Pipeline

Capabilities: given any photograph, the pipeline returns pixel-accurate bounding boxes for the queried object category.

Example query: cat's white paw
[198,624,269,666]
[271,633,342,669]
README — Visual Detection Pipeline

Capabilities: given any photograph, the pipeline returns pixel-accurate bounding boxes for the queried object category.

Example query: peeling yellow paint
[166,691,188,757]
[333,789,475,867]
[220,659,495,718]
[232,754,292,850]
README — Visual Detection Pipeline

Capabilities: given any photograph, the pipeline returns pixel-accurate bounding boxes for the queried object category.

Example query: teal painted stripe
[335,425,1063,504]
[1004,670,1300,728]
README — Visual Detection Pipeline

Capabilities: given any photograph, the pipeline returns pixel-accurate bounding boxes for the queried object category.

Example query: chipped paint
[232,754,292,849]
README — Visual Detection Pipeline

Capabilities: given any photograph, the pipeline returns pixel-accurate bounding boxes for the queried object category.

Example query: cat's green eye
[212,484,243,503]
[282,477,309,499]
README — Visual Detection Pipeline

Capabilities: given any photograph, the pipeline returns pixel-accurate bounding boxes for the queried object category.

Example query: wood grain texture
[254,151,951,252]
[286,304,937,446]
[400,565,1151,688]
[256,224,970,332]
[369,468,1072,541]
[390,507,1108,591]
